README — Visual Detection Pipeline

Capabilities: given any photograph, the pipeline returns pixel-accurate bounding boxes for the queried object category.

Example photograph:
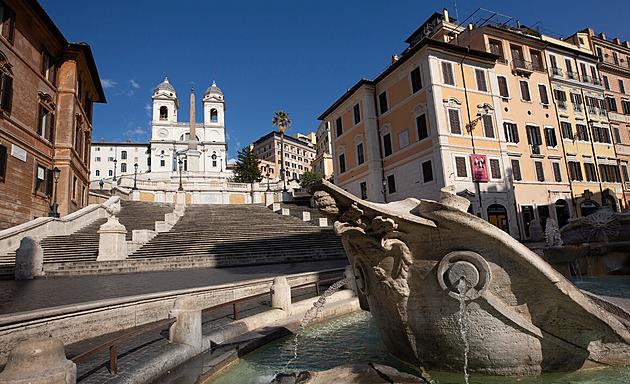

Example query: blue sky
[39,1,630,161]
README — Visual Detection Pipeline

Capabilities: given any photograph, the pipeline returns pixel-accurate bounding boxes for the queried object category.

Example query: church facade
[149,77,229,179]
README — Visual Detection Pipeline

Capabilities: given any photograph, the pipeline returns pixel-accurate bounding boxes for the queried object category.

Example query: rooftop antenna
[453,0,459,22]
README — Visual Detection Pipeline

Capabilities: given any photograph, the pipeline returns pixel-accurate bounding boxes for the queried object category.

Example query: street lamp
[266,166,271,191]
[133,163,138,190]
[113,159,118,181]
[48,166,61,218]
[178,157,184,191]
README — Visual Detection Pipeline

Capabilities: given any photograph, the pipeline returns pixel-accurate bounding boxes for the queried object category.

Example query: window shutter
[1,74,12,112]
[475,69,487,92]
[483,115,494,138]
[520,81,530,101]
[416,114,428,140]
[442,62,454,85]
[538,85,549,104]
[534,126,542,145]
[48,112,55,143]
[455,157,467,177]
[45,169,53,196]
[449,109,461,134]
[511,159,522,181]
[552,163,561,182]
[37,105,43,136]
[526,126,532,145]
[490,158,501,179]
[614,127,622,143]
[0,144,6,181]
[535,161,545,182]
[498,76,509,97]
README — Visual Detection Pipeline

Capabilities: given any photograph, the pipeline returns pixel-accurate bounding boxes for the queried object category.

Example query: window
[387,174,396,194]
[503,122,519,143]
[335,117,342,137]
[448,109,462,134]
[596,46,603,60]
[353,104,360,124]
[613,51,620,65]
[565,59,576,79]
[560,122,573,140]
[576,124,589,141]
[489,158,501,179]
[34,164,51,195]
[568,161,583,181]
[620,79,626,94]
[534,161,545,182]
[0,72,12,113]
[570,93,583,112]
[121,151,127,160]
[552,162,562,182]
[95,170,100,177]
[95,157,101,162]
[41,48,56,84]
[554,89,567,109]
[411,67,422,93]
[475,69,487,92]
[622,164,629,182]
[455,156,467,178]
[607,96,618,112]
[510,44,523,61]
[37,104,55,142]
[210,109,218,121]
[511,159,522,181]
[383,133,392,157]
[488,39,504,61]
[0,143,6,182]
[0,2,15,43]
[416,113,428,140]
[360,182,367,199]
[379,91,388,114]
[338,153,346,173]
[538,84,549,105]
[531,50,544,71]
[526,125,542,146]
[549,55,559,74]
[544,127,557,147]
[160,159,165,167]
[622,100,630,114]
[498,76,509,98]
[579,62,588,81]
[613,127,622,143]
[482,114,494,138]
[120,163,127,173]
[74,125,82,155]
[519,80,531,101]
[442,62,455,85]
[584,163,597,181]
[159,106,168,120]
[603,75,610,90]
[356,143,364,165]
[422,160,433,182]
[398,129,409,149]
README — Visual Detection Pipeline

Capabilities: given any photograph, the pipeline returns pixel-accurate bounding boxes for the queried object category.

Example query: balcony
[531,144,541,155]
[573,104,583,113]
[581,74,602,86]
[550,67,563,77]
[566,71,579,81]
[587,106,597,114]
[512,59,534,74]
[557,101,567,110]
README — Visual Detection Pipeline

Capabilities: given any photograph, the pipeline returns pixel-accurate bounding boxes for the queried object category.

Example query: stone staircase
[127,204,344,265]
[0,201,174,277]
[278,196,331,225]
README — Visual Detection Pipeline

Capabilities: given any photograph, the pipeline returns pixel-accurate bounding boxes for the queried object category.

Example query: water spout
[457,277,470,384]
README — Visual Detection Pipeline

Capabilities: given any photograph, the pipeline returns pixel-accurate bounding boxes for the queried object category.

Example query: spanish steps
[0,199,345,278]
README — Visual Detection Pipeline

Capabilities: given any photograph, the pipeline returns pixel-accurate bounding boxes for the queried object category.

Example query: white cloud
[227,158,237,165]
[144,103,152,117]
[123,125,150,142]
[129,79,140,89]
[101,79,117,88]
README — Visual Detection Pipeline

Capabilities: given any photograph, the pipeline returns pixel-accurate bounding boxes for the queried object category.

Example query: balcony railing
[573,104,583,113]
[566,71,579,80]
[581,74,602,86]
[550,67,563,77]
[512,59,534,73]
[557,101,567,110]
[587,106,597,114]
[531,144,541,155]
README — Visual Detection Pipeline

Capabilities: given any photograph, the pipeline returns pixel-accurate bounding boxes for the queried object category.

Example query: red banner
[471,154,489,181]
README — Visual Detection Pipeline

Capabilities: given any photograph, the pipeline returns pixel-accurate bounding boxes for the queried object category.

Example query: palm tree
[272,111,292,191]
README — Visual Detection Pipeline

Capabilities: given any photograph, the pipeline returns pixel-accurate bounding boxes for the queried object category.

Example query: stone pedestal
[97,217,128,261]
[264,192,275,206]
[312,218,328,227]
[298,212,310,221]
[174,203,185,217]
[270,203,281,212]
[176,191,186,205]
[14,237,44,280]
[0,338,76,384]
[169,296,202,353]
[131,189,140,201]
[281,208,290,216]
[187,150,201,172]
[271,276,292,314]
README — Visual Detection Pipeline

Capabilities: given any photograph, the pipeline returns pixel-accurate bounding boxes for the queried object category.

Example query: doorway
[487,204,509,233]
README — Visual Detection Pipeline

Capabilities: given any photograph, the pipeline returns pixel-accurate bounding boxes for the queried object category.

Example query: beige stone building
[312,121,334,181]
[252,131,316,183]
[0,0,105,230]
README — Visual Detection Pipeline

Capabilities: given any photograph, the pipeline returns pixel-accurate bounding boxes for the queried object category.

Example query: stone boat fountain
[310,180,630,376]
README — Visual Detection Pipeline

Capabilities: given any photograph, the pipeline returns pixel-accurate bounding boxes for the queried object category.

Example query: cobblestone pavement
[0,260,348,314]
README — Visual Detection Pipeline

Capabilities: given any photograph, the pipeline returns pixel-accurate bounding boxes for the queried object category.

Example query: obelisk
[187,83,200,171]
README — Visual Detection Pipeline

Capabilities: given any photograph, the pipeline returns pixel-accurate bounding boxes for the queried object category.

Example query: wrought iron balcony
[550,67,563,77]
[566,71,579,80]
[512,59,534,74]
[581,74,602,86]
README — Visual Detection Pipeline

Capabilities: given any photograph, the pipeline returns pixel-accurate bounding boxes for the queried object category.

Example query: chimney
[598,32,606,40]
[391,54,399,64]
[516,20,521,28]
[443,8,449,22]
[613,37,621,45]
[101,137,104,142]
[468,23,474,31]
[624,41,630,48]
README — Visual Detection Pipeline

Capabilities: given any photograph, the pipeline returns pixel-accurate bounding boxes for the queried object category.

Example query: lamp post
[266,167,271,191]
[48,166,61,218]
[178,157,183,191]
[133,163,138,190]
[113,159,118,181]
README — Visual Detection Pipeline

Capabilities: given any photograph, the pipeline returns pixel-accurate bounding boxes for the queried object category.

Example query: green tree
[300,171,323,189]
[233,146,263,183]
[272,110,292,190]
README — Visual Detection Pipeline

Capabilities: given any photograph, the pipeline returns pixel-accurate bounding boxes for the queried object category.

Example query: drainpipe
[373,87,387,203]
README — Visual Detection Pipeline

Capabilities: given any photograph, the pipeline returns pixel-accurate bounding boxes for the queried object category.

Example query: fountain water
[457,277,470,384]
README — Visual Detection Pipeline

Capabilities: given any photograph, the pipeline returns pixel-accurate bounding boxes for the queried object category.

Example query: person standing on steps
[99,179,104,190]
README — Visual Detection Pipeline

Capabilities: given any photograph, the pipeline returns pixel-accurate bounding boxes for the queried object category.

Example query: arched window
[95,170,100,176]
[121,150,127,159]
[210,109,218,121]
[179,133,200,141]
[108,170,113,176]
[160,106,168,120]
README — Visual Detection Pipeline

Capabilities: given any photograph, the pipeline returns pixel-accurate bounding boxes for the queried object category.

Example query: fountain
[543,208,630,278]
[306,180,630,376]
